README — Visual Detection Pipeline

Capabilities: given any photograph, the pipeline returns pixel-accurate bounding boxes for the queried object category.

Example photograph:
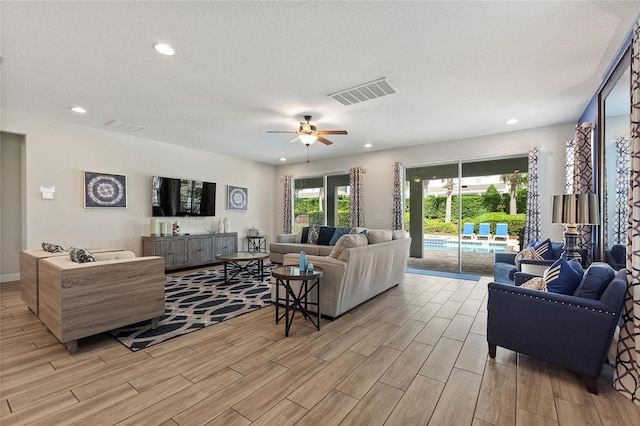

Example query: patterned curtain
[349,167,366,227]
[613,138,631,245]
[392,162,404,230]
[281,175,294,234]
[565,139,576,194]
[614,17,640,405]
[573,122,595,263]
[524,147,541,245]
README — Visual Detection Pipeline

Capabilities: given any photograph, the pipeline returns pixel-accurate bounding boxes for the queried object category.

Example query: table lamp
[551,194,600,262]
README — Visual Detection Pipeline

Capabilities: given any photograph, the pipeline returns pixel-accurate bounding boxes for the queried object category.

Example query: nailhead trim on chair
[489,287,617,316]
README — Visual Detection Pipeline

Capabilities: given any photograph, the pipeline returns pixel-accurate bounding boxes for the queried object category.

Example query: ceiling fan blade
[317,136,333,145]
[287,135,300,143]
[318,130,348,135]
[267,131,298,134]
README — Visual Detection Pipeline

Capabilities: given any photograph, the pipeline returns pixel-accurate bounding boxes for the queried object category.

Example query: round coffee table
[271,265,323,336]
[216,251,270,284]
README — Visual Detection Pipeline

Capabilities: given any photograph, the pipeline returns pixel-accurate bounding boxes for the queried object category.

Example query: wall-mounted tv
[152,176,216,217]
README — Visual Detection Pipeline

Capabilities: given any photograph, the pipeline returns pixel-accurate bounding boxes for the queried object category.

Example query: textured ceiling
[1,1,639,165]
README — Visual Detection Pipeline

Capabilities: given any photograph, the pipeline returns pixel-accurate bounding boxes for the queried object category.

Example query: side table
[271,265,323,337]
[247,235,267,252]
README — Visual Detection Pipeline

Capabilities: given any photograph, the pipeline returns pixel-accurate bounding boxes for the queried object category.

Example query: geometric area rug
[110,265,273,351]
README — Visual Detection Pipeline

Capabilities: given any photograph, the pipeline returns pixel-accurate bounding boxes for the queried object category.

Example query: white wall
[1,110,277,255]
[275,122,577,242]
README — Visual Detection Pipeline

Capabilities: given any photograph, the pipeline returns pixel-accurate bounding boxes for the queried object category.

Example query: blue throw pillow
[329,227,351,245]
[573,263,616,300]
[543,258,584,294]
[533,238,553,260]
[317,226,337,245]
[301,226,310,243]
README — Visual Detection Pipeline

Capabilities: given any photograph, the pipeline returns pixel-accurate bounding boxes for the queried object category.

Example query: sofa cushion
[42,242,65,253]
[573,262,616,300]
[318,226,337,245]
[330,227,352,245]
[294,229,304,243]
[68,248,97,263]
[543,258,583,294]
[392,230,407,240]
[367,229,392,244]
[493,262,517,285]
[93,251,136,261]
[334,234,369,261]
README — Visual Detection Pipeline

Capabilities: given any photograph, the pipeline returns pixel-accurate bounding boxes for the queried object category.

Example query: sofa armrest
[495,252,517,264]
[513,272,540,286]
[276,234,297,243]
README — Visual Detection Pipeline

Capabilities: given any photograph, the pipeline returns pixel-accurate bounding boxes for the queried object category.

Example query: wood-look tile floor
[2,271,640,425]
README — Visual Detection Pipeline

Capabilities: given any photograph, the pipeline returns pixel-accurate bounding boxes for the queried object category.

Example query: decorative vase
[223,217,230,233]
[217,219,224,233]
[172,220,180,236]
[299,251,307,272]
[160,222,170,236]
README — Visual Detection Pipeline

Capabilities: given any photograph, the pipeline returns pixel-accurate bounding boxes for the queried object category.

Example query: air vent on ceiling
[105,119,145,133]
[329,78,396,106]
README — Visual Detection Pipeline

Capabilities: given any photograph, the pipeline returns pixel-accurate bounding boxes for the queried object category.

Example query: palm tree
[442,178,455,223]
[501,171,528,214]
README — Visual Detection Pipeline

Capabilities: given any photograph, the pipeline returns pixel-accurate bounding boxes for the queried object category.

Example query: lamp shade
[551,194,600,225]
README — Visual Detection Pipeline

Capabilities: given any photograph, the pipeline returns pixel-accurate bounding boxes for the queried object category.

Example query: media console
[142,233,238,270]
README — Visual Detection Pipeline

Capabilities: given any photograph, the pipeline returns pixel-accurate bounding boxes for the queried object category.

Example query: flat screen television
[152,176,216,217]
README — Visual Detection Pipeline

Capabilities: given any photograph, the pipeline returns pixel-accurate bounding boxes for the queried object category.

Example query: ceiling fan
[267,115,348,147]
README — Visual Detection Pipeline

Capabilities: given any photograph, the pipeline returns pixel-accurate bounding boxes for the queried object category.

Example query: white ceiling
[1,1,639,165]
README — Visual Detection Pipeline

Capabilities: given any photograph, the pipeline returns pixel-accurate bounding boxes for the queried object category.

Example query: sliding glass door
[405,156,528,276]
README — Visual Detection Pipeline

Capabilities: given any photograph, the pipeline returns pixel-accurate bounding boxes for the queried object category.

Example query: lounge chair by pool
[477,223,492,240]
[494,223,508,241]
[461,223,475,239]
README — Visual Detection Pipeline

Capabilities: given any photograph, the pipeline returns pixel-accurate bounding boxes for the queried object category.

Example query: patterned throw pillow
[308,226,320,245]
[514,247,543,265]
[543,258,584,294]
[69,248,97,263]
[522,276,547,291]
[42,242,65,253]
[532,238,553,260]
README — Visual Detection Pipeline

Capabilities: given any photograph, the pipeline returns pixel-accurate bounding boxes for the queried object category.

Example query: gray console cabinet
[142,233,237,270]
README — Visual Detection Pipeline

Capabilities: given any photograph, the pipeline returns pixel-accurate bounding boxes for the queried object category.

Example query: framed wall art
[227,185,248,211]
[84,171,127,208]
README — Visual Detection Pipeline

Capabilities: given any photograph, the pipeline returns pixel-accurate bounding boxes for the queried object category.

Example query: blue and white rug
[110,265,273,351]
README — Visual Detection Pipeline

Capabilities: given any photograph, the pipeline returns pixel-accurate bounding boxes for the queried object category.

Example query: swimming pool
[423,237,509,254]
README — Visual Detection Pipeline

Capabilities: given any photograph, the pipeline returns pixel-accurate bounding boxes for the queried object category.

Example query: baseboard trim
[1,273,20,283]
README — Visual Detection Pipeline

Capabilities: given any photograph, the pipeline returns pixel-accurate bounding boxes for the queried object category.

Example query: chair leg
[488,343,497,358]
[580,375,599,395]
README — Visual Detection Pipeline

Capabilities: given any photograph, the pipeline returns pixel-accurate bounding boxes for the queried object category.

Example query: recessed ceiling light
[280,157,286,162]
[506,118,519,125]
[70,106,87,114]
[364,143,372,148]
[153,43,175,56]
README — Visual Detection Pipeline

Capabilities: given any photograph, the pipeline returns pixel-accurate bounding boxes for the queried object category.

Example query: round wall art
[84,171,127,208]
[227,185,248,210]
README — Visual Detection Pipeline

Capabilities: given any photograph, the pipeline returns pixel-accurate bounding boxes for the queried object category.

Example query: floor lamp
[551,194,600,263]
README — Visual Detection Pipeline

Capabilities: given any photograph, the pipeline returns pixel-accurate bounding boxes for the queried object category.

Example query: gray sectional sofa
[270,228,411,318]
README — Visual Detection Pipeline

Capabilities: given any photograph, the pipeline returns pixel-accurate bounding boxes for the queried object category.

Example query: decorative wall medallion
[227,185,248,210]
[84,171,127,208]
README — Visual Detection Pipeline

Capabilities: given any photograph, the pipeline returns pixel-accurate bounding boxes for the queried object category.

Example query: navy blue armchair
[487,265,626,394]
[605,244,626,270]
[493,241,588,285]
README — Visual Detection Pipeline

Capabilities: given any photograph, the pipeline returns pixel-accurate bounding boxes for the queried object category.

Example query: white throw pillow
[392,230,407,240]
[294,229,303,243]
[367,229,392,244]
[330,234,368,260]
